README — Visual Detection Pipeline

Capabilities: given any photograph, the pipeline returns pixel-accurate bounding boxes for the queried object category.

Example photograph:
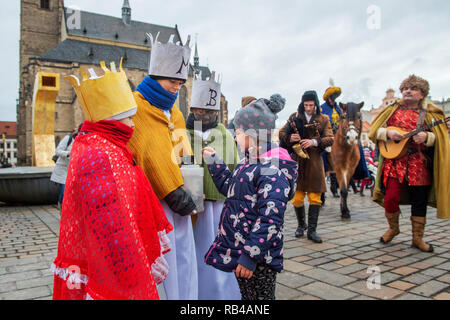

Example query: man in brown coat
[279,90,334,243]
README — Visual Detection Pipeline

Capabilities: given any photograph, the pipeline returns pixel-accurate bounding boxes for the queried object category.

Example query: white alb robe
[160,200,198,300]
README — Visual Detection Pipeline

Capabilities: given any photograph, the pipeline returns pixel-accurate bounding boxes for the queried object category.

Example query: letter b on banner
[206,89,218,107]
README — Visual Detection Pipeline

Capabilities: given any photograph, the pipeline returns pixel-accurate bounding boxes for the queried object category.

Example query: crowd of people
[49,34,450,300]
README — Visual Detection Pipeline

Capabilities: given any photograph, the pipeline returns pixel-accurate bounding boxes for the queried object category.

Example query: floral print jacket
[204,144,298,273]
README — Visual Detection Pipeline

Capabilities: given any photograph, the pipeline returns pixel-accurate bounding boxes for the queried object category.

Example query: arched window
[41,0,50,9]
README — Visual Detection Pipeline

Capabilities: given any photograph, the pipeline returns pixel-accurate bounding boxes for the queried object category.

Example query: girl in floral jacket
[202,95,298,300]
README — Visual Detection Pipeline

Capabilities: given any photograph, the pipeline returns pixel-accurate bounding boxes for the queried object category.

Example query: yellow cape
[128,92,193,200]
[369,100,450,219]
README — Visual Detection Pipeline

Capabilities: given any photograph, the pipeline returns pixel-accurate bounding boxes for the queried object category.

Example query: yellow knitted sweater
[128,92,193,200]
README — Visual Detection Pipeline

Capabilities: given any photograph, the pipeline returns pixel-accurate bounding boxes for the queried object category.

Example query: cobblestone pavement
[0,191,449,300]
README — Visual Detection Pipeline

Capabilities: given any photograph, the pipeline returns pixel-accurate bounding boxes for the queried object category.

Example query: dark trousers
[349,178,358,192]
[236,264,277,300]
[384,177,431,217]
[58,183,65,205]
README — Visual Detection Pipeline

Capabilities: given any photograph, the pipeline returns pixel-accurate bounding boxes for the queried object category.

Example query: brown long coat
[279,113,334,193]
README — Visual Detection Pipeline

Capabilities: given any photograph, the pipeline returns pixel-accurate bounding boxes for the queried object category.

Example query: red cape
[52,121,173,300]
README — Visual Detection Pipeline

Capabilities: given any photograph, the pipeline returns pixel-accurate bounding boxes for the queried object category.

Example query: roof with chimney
[63,2,182,48]
[40,39,148,70]
[39,1,212,79]
[41,38,212,80]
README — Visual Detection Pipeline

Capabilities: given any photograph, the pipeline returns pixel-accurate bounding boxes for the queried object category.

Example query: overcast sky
[2,0,450,125]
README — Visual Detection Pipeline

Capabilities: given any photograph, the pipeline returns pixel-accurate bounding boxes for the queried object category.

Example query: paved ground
[0,190,449,300]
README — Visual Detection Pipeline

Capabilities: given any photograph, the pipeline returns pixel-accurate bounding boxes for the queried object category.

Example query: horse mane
[345,102,360,121]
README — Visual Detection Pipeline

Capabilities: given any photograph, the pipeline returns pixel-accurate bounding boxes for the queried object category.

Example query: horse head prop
[338,102,364,146]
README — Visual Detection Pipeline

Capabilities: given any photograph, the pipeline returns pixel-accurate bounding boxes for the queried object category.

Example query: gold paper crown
[65,58,137,122]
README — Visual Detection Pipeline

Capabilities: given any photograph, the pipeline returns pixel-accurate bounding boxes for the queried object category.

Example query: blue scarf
[136,76,178,112]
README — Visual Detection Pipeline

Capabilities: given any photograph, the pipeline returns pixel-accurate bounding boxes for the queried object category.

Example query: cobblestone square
[0,191,449,300]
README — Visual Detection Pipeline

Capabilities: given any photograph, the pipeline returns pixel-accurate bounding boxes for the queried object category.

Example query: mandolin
[378,116,449,160]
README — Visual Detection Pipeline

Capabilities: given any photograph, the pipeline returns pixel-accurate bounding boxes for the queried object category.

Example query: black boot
[330,173,339,198]
[360,185,365,197]
[320,193,326,207]
[349,179,358,194]
[307,205,323,243]
[294,206,307,238]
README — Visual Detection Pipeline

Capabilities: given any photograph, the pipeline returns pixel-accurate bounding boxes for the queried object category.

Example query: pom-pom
[268,94,286,114]
[329,78,335,87]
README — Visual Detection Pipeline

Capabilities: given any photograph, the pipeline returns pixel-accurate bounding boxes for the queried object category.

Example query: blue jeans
[58,184,65,205]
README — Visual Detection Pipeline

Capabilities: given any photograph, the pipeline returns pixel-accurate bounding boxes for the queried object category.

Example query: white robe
[193,200,241,300]
[160,200,198,300]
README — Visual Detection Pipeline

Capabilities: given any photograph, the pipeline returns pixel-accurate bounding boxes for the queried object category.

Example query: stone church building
[18,0,228,166]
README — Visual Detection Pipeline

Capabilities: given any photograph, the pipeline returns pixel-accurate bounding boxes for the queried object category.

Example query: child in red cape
[51,60,173,300]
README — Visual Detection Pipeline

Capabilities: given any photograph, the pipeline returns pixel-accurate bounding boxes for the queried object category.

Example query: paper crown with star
[65,58,137,122]
[190,72,221,111]
[147,32,192,81]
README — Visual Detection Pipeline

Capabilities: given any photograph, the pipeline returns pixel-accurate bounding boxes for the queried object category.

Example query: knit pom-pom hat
[267,94,286,114]
[234,94,286,141]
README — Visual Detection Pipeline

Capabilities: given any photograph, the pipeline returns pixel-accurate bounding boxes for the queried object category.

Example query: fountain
[0,167,59,204]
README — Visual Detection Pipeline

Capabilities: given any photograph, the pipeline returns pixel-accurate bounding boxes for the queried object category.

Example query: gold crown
[65,58,137,122]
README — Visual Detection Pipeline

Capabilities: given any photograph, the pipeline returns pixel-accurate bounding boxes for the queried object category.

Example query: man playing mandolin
[369,75,450,253]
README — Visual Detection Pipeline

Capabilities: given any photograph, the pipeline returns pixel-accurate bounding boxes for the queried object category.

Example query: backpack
[52,136,73,163]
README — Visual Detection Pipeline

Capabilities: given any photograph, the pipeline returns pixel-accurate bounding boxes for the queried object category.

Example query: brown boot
[380,211,400,244]
[411,216,434,253]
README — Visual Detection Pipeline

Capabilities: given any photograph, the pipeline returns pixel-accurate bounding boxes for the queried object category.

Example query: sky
[2,0,450,125]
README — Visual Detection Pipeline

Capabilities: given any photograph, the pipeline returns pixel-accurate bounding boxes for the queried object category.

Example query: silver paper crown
[147,32,192,80]
[191,71,221,111]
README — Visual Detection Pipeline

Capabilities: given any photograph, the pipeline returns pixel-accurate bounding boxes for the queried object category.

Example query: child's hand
[236,264,253,279]
[202,147,216,159]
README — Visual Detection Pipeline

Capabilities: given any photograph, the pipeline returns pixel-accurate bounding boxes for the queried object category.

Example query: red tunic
[383,105,432,186]
[52,121,173,300]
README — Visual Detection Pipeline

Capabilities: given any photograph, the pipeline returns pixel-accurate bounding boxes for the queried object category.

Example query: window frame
[40,0,51,10]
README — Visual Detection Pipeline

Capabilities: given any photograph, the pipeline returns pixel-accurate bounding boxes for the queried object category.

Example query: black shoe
[294,206,307,238]
[307,205,323,243]
[321,193,326,207]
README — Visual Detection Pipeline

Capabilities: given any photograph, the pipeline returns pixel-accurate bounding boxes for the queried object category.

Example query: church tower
[20,0,63,73]
[193,39,200,76]
[18,0,64,165]
[122,0,132,25]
